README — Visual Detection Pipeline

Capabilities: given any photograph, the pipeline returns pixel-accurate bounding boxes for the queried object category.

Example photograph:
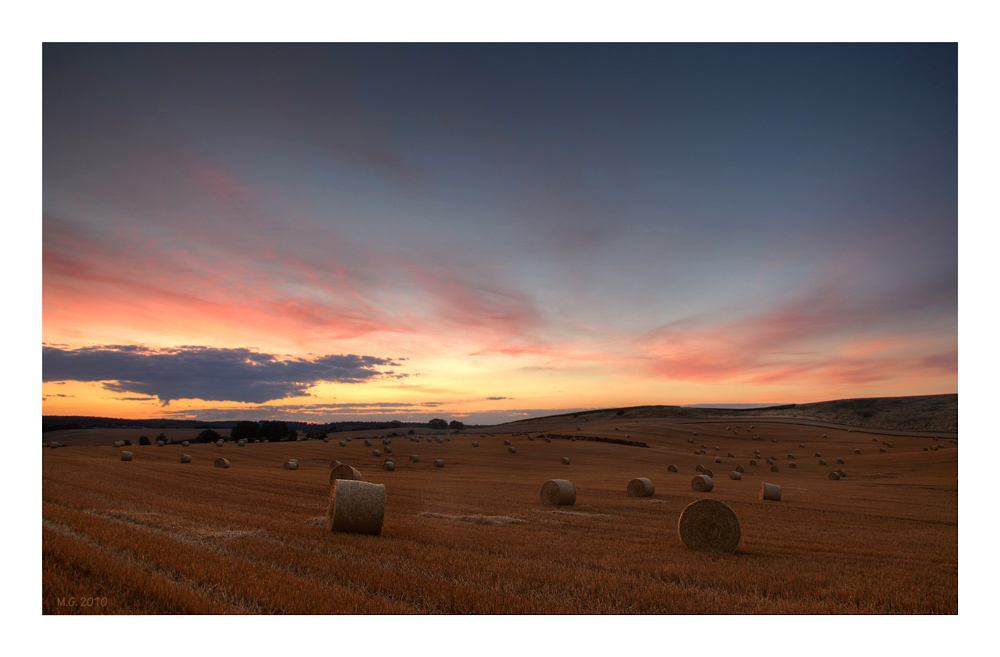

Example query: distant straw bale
[855,449,861,454]
[121,451,133,461]
[714,446,720,451]
[770,465,779,472]
[819,459,827,465]
[696,464,705,473]
[880,448,886,452]
[735,465,744,473]
[214,458,230,468]
[715,457,722,463]
[815,453,822,458]
[749,459,757,466]
[385,446,392,454]
[829,471,840,480]
[216,440,224,447]
[330,464,363,484]
[284,460,298,470]
[434,459,445,468]
[327,479,385,536]
[504,439,510,445]
[691,474,714,492]
[540,479,576,506]
[667,464,678,472]
[182,441,190,447]
[729,471,742,480]
[410,455,419,462]
[702,469,714,478]
[339,441,347,447]
[836,458,844,464]
[678,499,740,553]
[472,442,479,447]
[837,469,846,478]
[728,453,735,458]
[508,446,517,453]
[383,459,395,471]
[787,454,795,459]
[373,450,381,457]
[799,444,804,449]
[180,454,192,463]
[788,462,797,469]
[561,457,570,465]
[760,482,781,501]
[923,447,929,451]
[365,439,372,447]
[330,460,342,468]
[627,477,654,497]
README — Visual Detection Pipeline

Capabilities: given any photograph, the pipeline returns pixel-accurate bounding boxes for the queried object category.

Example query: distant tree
[123,439,132,446]
[428,418,448,430]
[306,431,328,441]
[230,421,260,442]
[195,429,222,443]
[259,420,291,442]
[156,433,167,444]
[139,435,151,445]
[449,420,465,431]
[616,410,625,416]
[407,429,415,435]
[389,420,402,428]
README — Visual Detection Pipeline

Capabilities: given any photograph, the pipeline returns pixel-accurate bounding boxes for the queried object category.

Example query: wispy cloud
[43,345,405,405]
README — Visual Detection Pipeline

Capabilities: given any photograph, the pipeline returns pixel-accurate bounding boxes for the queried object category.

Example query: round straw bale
[385,446,392,454]
[696,464,705,473]
[694,450,700,455]
[873,438,878,442]
[214,458,230,468]
[726,427,730,431]
[688,438,694,443]
[346,437,352,442]
[749,459,757,466]
[544,436,551,443]
[677,499,740,553]
[788,462,797,468]
[798,444,804,449]
[627,477,655,497]
[383,459,395,471]
[819,459,827,465]
[714,446,719,451]
[180,454,192,463]
[284,460,298,470]
[181,441,190,447]
[157,441,166,447]
[701,444,707,449]
[760,482,781,501]
[715,457,722,463]
[702,468,714,478]
[815,453,822,458]
[728,453,735,458]
[508,446,517,453]
[434,459,445,468]
[364,439,372,447]
[446,436,451,441]
[504,439,511,445]
[330,460,342,468]
[410,454,419,462]
[372,449,381,457]
[540,479,576,506]
[327,479,385,536]
[787,454,795,459]
[561,456,570,465]
[729,471,742,480]
[529,436,535,441]
[668,464,678,472]
[237,440,246,447]
[855,449,861,454]
[427,437,432,442]
[330,464,363,484]
[700,449,707,454]
[923,446,929,451]
[837,469,846,477]
[121,451,133,461]
[829,471,840,480]
[770,465,779,472]
[472,441,479,447]
[735,465,744,473]
[339,440,346,446]
[216,440,224,447]
[879,448,886,452]
[383,438,390,445]
[691,474,714,492]
[765,459,773,465]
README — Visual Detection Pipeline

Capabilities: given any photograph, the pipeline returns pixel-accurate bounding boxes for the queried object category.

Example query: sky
[41,43,958,425]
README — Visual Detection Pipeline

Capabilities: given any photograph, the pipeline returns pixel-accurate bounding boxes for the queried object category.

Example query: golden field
[42,419,957,614]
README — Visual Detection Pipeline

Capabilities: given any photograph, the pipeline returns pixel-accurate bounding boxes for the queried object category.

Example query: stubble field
[42,419,958,614]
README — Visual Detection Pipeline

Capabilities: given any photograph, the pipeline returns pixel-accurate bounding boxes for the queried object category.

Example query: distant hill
[499,393,957,434]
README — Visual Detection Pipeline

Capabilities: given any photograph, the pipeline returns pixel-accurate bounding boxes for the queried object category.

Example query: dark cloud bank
[42,345,406,405]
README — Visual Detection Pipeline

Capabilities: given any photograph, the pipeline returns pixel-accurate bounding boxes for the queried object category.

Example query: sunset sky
[41,43,957,425]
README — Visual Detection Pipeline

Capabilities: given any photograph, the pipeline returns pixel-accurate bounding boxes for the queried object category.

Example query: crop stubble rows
[42,421,957,614]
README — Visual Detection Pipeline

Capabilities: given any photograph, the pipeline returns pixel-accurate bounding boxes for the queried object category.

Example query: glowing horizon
[42,44,957,425]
